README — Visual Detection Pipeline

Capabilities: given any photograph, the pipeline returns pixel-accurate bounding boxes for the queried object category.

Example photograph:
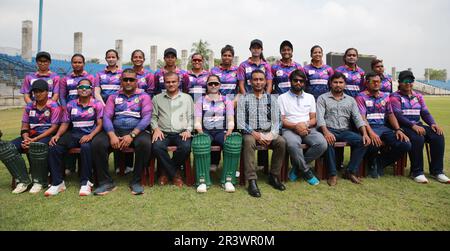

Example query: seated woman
[193,75,237,193]
[0,80,61,194]
[45,78,104,196]
[390,70,449,184]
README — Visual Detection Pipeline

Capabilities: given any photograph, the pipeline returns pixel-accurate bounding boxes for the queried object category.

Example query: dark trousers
[152,132,191,179]
[367,125,411,167]
[92,131,152,186]
[204,130,225,165]
[325,128,368,176]
[48,131,95,186]
[402,124,445,177]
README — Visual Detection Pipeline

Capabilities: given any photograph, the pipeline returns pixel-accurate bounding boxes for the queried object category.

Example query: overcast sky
[0,0,449,79]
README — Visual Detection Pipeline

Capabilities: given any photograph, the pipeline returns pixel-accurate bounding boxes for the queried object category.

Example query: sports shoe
[79,181,94,196]
[413,174,429,184]
[432,174,450,184]
[130,183,144,195]
[44,182,66,197]
[12,183,29,194]
[210,164,218,172]
[306,176,320,186]
[224,182,235,193]
[288,167,299,182]
[65,169,72,176]
[29,183,43,194]
[197,183,207,193]
[124,166,134,175]
[94,183,117,196]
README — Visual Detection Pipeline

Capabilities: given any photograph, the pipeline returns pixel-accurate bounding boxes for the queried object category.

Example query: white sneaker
[224,182,235,193]
[65,169,72,176]
[79,181,94,196]
[432,174,450,184]
[29,183,44,194]
[44,182,66,196]
[210,164,218,172]
[12,183,28,194]
[197,183,207,193]
[413,175,429,184]
[124,166,134,175]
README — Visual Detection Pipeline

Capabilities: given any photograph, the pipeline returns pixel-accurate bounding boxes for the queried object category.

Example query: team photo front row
[0,43,448,198]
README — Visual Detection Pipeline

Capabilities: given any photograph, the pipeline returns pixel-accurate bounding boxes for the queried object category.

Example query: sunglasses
[401,79,414,84]
[77,85,92,90]
[207,82,220,87]
[292,79,306,83]
[123,78,137,82]
[192,59,203,62]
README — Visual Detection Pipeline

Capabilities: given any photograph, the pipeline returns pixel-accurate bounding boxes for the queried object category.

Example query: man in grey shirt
[237,69,286,198]
[152,72,194,188]
[316,72,371,186]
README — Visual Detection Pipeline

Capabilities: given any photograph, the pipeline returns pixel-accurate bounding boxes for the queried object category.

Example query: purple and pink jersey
[94,67,123,102]
[62,98,104,136]
[389,91,435,128]
[271,60,304,94]
[237,58,273,93]
[21,71,60,99]
[153,68,190,94]
[380,74,393,93]
[103,89,152,132]
[304,64,334,99]
[135,68,155,96]
[59,71,95,105]
[356,91,392,126]
[22,99,61,137]
[210,65,239,96]
[194,94,234,130]
[335,65,365,97]
[187,70,209,100]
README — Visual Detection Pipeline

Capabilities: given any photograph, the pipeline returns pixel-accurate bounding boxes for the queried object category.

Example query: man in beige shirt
[151,72,194,187]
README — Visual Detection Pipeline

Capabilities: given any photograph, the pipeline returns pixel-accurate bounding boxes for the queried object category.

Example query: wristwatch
[129,132,137,139]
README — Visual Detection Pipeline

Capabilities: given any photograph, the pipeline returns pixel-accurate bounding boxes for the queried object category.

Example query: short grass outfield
[0,97,449,231]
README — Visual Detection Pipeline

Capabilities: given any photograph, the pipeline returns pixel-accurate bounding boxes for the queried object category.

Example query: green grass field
[0,97,449,231]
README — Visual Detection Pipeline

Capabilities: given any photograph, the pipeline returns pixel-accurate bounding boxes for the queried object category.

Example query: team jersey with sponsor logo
[271,60,304,94]
[22,99,61,137]
[356,91,392,126]
[194,94,234,130]
[135,68,155,96]
[103,90,152,132]
[153,67,190,95]
[210,65,239,96]
[59,71,95,105]
[21,71,60,99]
[237,58,273,93]
[62,98,104,136]
[304,64,334,99]
[94,67,123,103]
[389,91,435,126]
[187,70,209,100]
[335,65,365,97]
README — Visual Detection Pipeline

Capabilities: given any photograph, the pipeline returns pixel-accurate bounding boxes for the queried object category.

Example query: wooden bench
[147,146,193,187]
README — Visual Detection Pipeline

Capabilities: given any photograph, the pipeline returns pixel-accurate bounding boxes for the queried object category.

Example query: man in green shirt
[152,72,194,187]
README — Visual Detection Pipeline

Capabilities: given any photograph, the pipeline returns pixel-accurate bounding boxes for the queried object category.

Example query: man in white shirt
[278,70,327,185]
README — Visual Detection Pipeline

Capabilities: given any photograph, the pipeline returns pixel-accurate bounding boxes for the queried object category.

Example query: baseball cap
[280,40,293,51]
[398,70,415,83]
[31,79,49,92]
[164,48,177,57]
[36,51,51,62]
[250,39,263,48]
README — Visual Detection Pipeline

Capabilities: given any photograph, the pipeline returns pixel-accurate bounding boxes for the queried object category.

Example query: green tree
[425,68,447,82]
[190,39,213,69]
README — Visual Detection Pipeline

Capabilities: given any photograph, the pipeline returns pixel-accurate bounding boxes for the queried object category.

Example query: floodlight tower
[37,0,43,52]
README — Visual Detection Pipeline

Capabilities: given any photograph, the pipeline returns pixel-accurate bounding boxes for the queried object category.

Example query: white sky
[0,0,449,79]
